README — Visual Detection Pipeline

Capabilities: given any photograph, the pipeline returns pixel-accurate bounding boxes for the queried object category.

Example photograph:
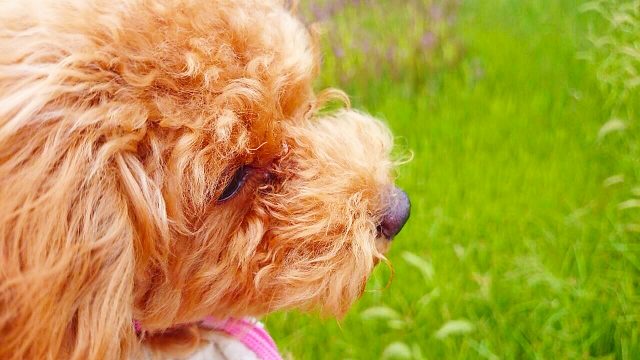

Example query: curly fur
[0,0,397,359]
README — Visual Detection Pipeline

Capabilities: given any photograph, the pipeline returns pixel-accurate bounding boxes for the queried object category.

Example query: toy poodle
[0,0,410,358]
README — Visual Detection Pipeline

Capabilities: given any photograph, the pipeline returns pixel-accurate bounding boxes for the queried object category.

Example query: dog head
[0,0,410,358]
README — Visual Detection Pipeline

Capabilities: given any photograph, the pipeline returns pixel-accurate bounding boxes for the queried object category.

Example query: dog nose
[379,187,411,240]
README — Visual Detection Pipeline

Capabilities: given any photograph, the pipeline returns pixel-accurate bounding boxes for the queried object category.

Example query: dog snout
[378,186,411,240]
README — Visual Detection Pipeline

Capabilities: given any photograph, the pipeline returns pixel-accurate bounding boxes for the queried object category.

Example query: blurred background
[265,0,640,358]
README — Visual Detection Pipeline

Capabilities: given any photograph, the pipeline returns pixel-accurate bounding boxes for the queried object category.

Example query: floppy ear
[0,37,173,355]
[0,121,145,359]
[0,4,182,354]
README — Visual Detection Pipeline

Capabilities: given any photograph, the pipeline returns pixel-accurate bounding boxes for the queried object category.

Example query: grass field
[265,1,640,358]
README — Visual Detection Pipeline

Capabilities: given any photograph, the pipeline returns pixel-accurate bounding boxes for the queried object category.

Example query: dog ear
[0,125,153,358]
[0,81,181,359]
[0,4,180,353]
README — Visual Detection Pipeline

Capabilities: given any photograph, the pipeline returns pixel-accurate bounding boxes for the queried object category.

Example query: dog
[0,0,410,358]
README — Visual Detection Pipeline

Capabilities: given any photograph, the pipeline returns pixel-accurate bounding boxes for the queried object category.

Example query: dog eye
[217,166,251,202]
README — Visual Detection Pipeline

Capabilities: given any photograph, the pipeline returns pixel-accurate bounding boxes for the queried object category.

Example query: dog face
[0,0,409,358]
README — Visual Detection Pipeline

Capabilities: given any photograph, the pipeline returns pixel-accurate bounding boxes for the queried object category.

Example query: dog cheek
[252,197,379,315]
[150,204,273,320]
[224,207,270,269]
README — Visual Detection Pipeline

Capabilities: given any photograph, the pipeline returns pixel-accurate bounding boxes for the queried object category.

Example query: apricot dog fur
[0,0,404,358]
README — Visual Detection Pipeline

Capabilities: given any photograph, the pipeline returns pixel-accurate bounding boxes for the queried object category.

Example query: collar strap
[134,317,282,360]
[201,317,282,360]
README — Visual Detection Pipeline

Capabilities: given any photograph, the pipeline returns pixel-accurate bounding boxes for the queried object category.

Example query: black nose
[379,187,411,240]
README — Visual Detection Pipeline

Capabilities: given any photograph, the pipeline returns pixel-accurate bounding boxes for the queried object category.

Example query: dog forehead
[90,0,318,161]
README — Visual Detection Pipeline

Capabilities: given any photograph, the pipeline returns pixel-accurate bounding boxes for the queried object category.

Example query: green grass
[265,1,640,358]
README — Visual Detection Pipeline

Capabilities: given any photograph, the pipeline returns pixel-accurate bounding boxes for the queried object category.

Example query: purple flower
[332,43,345,58]
[298,0,462,87]
[386,45,397,62]
[359,37,372,54]
[429,4,444,22]
[311,4,329,21]
[420,31,437,49]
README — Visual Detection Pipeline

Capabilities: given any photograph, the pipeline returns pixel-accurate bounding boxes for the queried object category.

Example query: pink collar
[200,317,283,360]
[134,318,282,360]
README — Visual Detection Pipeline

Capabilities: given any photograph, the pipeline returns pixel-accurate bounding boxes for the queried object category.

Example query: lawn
[265,0,640,358]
